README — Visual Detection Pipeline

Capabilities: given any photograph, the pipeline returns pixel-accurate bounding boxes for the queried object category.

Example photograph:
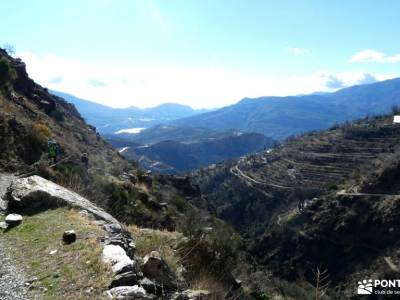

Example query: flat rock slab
[8,175,118,223]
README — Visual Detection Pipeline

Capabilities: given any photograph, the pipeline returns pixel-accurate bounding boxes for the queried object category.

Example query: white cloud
[351,49,400,63]
[284,46,310,55]
[17,51,397,109]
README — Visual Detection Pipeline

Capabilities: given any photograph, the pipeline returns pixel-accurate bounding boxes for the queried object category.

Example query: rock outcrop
[7,175,119,223]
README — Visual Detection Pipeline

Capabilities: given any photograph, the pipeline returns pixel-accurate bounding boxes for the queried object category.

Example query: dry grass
[127,225,183,272]
[0,208,112,300]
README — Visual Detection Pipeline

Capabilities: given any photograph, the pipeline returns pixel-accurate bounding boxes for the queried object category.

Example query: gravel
[0,239,29,300]
[0,173,29,300]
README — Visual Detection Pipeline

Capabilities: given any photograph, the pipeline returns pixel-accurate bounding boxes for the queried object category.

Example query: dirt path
[0,173,29,300]
[230,162,292,190]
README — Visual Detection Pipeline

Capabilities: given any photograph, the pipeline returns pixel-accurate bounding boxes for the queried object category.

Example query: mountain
[114,132,275,173]
[193,109,400,297]
[172,78,400,140]
[0,49,252,299]
[51,90,208,134]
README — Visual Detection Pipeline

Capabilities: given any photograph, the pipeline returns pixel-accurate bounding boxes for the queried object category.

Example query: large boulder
[7,175,118,223]
[141,251,178,290]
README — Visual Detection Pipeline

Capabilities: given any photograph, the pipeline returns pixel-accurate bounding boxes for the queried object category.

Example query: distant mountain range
[50,90,208,134]
[171,78,400,140]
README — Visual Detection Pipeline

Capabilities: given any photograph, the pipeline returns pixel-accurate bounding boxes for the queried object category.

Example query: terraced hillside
[236,115,400,192]
[193,111,400,297]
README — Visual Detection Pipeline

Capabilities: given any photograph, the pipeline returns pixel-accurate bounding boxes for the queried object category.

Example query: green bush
[251,292,270,300]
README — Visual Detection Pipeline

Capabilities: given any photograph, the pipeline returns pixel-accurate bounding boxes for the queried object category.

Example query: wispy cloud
[147,0,167,33]
[351,49,400,63]
[284,46,310,55]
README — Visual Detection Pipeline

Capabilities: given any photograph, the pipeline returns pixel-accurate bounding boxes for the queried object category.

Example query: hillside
[193,110,400,297]
[172,78,400,140]
[119,132,275,173]
[0,49,258,299]
[52,90,207,135]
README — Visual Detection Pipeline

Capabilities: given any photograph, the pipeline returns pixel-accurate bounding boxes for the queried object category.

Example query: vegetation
[0,208,111,299]
[0,57,17,87]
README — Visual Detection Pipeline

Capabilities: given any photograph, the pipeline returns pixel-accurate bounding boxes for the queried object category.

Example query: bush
[29,121,51,146]
[0,57,17,86]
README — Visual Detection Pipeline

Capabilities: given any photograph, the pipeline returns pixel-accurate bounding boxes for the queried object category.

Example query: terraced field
[236,117,400,192]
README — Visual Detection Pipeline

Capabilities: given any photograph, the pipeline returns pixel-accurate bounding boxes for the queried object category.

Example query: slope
[193,110,400,297]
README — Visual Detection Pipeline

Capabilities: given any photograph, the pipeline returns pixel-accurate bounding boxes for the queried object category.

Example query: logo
[358,279,373,295]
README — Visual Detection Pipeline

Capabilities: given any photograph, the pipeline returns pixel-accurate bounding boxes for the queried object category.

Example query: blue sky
[1,0,400,108]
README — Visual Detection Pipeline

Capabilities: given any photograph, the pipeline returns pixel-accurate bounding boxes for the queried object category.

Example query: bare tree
[309,266,330,300]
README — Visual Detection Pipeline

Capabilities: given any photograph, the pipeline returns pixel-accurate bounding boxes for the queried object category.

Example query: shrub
[251,291,270,300]
[29,121,51,146]
[0,57,17,86]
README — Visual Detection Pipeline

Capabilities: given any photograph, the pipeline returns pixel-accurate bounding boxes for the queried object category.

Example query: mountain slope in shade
[172,78,400,140]
[51,90,208,134]
[118,132,275,173]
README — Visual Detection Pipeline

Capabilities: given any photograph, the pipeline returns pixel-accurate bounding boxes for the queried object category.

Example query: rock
[8,175,119,223]
[103,244,135,273]
[183,290,212,300]
[104,223,123,235]
[0,197,7,212]
[109,271,140,288]
[5,213,23,226]
[112,259,136,275]
[139,278,162,297]
[62,230,76,244]
[141,251,178,290]
[172,293,189,300]
[105,232,136,258]
[0,221,8,230]
[107,285,154,299]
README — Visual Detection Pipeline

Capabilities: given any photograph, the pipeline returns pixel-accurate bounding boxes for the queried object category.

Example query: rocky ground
[0,173,29,300]
[0,238,29,300]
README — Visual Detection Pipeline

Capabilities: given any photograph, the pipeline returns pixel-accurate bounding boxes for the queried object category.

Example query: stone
[139,278,162,297]
[172,293,189,300]
[8,175,119,223]
[109,271,140,288]
[62,230,76,244]
[103,244,135,275]
[0,221,8,230]
[107,285,154,299]
[5,213,23,226]
[183,290,212,300]
[112,259,136,275]
[141,251,178,290]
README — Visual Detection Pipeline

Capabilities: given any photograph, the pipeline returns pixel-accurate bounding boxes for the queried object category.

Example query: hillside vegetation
[194,109,400,297]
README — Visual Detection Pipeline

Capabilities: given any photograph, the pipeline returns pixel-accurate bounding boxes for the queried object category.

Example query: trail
[0,173,29,300]
[230,160,292,190]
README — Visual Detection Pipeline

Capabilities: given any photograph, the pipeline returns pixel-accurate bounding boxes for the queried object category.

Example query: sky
[1,0,400,109]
